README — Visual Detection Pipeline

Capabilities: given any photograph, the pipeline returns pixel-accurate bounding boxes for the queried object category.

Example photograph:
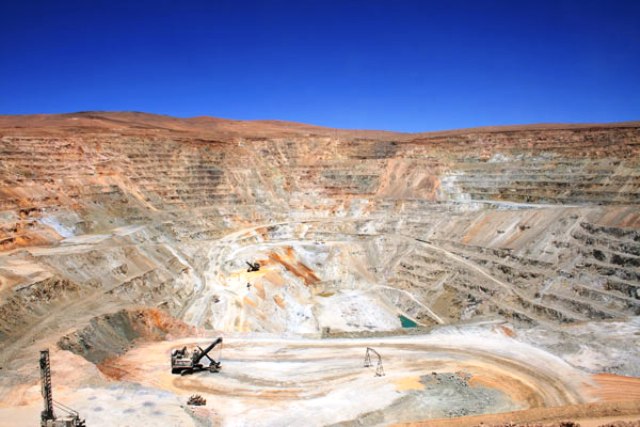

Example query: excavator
[171,337,223,375]
[363,347,385,377]
[246,261,260,272]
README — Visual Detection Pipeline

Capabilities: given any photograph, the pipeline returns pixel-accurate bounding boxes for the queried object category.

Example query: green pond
[399,315,417,328]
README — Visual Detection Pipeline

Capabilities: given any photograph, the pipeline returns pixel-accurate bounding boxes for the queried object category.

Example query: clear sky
[1,0,638,132]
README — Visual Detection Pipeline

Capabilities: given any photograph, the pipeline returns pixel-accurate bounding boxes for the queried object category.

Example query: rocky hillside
[0,112,638,355]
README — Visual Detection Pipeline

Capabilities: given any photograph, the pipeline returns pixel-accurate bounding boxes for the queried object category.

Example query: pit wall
[0,126,638,342]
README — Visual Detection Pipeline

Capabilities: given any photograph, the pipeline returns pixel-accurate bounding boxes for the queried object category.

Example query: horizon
[1,109,640,134]
[2,110,639,137]
[1,0,639,132]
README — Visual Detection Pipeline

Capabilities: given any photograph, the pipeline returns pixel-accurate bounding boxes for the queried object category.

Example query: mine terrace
[0,112,639,426]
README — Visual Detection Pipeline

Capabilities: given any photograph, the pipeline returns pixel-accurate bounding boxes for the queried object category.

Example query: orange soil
[273,294,286,309]
[396,401,640,427]
[591,374,640,402]
[268,246,320,285]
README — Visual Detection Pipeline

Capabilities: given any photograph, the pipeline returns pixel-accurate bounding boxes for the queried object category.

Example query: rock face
[0,112,638,350]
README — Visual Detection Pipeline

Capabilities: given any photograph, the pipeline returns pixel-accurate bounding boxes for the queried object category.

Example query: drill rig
[39,349,86,427]
[171,337,223,375]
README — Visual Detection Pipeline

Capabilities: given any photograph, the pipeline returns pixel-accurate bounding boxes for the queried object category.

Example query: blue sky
[1,0,638,132]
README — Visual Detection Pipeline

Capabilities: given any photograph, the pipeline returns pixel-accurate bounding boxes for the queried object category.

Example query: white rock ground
[0,324,607,427]
[1,209,639,426]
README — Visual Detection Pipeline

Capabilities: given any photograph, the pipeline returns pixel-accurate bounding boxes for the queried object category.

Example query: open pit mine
[0,112,639,427]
